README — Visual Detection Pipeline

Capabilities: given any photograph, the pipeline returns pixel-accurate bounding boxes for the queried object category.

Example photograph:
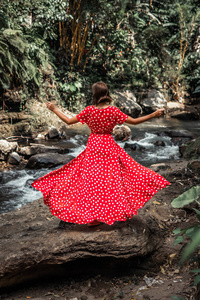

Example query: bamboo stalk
[59,22,62,47]
[77,22,89,66]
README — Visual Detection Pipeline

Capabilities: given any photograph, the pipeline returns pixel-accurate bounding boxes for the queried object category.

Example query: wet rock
[18,144,69,158]
[124,142,145,151]
[0,199,163,288]
[58,141,77,150]
[179,137,200,159]
[46,126,60,139]
[140,90,167,113]
[0,140,18,160]
[25,178,35,188]
[154,141,165,147]
[7,152,21,165]
[171,137,190,146]
[26,153,74,168]
[159,130,195,138]
[113,90,142,117]
[113,125,131,141]
[170,110,200,120]
[150,163,170,172]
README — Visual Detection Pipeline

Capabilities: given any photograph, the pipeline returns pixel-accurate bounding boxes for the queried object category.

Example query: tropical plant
[1,0,200,110]
[0,28,47,89]
[171,185,200,285]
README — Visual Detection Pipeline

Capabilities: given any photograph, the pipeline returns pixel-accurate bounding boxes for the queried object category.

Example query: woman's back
[77,105,128,134]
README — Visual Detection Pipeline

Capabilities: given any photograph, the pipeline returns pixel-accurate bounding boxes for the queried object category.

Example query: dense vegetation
[0,0,200,111]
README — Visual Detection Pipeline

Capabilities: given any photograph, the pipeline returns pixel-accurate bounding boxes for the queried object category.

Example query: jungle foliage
[172,186,200,286]
[0,0,200,111]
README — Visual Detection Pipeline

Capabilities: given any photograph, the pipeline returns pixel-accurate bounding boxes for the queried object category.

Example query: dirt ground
[0,159,200,300]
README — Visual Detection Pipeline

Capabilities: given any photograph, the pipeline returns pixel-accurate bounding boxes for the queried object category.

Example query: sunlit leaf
[171,186,200,208]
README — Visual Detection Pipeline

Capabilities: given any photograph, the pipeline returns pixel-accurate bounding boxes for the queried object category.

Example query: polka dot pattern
[31,106,170,225]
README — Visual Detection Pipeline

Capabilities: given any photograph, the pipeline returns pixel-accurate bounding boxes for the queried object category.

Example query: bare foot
[87,220,101,227]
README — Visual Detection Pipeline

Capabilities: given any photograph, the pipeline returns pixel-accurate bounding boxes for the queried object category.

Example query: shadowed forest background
[0,0,199,113]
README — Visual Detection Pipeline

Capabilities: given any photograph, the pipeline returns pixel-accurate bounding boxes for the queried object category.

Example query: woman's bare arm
[125,109,165,125]
[46,102,79,125]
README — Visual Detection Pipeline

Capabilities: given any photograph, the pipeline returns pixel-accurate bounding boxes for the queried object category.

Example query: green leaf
[193,208,200,221]
[191,269,200,273]
[185,226,199,238]
[171,186,200,208]
[194,275,200,286]
[171,296,185,300]
[181,227,200,263]
[173,228,182,235]
[74,81,82,89]
[69,84,77,92]
[174,235,184,246]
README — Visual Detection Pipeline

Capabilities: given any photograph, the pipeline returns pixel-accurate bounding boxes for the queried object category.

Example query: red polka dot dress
[31,106,170,225]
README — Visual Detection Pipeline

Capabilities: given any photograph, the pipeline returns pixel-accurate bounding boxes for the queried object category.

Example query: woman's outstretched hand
[46,102,57,112]
[153,108,165,118]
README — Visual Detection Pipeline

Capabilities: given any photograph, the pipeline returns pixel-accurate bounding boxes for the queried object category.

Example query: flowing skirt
[31,133,170,225]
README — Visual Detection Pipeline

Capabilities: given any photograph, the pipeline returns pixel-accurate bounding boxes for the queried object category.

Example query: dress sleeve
[115,108,129,124]
[76,106,90,124]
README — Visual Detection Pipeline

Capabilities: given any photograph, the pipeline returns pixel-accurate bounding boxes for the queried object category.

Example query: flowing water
[0,117,200,214]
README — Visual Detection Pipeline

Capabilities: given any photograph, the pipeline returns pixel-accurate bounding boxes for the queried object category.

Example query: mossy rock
[180,137,200,159]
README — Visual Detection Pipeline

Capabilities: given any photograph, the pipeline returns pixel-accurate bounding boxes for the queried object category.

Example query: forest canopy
[0,0,200,111]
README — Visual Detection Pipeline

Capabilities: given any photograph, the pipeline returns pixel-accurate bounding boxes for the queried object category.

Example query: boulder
[0,140,18,160]
[170,110,200,121]
[154,141,165,147]
[159,130,195,139]
[113,90,142,117]
[0,112,33,125]
[124,142,145,151]
[187,160,200,172]
[46,126,60,139]
[26,153,74,168]
[150,163,170,172]
[179,137,200,159]
[7,152,21,165]
[171,137,191,146]
[0,199,163,288]
[12,121,32,136]
[140,90,167,113]
[166,101,185,114]
[18,144,69,158]
[113,125,131,141]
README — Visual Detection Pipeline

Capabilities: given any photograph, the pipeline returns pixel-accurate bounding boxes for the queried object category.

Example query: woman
[31,82,170,226]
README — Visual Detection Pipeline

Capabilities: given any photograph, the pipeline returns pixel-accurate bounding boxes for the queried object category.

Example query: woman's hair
[92,82,112,105]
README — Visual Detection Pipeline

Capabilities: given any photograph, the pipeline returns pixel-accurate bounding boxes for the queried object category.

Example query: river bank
[0,114,200,214]
[0,99,200,299]
[0,159,199,299]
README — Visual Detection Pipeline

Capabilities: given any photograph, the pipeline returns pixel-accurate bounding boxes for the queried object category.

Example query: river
[0,117,199,214]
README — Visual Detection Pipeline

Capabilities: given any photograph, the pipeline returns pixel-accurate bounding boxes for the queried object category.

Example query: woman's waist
[90,132,112,135]
[88,132,114,143]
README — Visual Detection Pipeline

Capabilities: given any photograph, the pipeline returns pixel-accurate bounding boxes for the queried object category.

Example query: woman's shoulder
[83,105,119,111]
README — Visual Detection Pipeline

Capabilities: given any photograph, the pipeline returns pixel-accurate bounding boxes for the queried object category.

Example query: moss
[182,137,200,159]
